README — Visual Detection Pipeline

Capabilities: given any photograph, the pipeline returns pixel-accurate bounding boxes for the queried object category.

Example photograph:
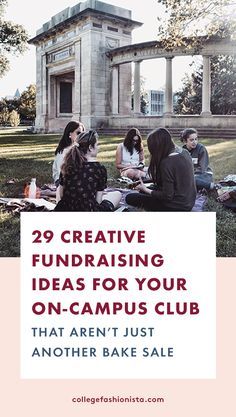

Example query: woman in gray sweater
[181,128,215,191]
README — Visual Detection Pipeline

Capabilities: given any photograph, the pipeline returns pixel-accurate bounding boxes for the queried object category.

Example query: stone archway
[107,37,236,118]
[29,0,236,133]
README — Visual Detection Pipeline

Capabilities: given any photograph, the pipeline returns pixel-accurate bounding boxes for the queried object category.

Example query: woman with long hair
[115,127,147,180]
[126,128,196,211]
[54,130,121,212]
[52,120,85,186]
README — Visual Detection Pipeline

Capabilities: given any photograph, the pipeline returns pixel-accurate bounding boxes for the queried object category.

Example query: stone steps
[97,127,236,139]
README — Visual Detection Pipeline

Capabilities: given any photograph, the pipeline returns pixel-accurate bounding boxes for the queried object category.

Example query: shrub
[0,108,9,125]
[8,110,20,127]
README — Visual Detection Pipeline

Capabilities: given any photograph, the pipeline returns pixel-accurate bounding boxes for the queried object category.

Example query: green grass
[0,129,236,257]
[206,198,236,257]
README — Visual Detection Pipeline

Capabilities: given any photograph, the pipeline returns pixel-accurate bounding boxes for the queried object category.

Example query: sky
[0,0,194,97]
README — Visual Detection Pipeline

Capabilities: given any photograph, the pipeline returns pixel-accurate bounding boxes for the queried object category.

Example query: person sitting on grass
[125,128,196,212]
[180,128,217,192]
[53,120,85,187]
[54,130,121,212]
[115,127,148,180]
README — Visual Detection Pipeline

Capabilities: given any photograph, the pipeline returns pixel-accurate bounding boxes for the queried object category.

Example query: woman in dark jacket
[126,128,196,211]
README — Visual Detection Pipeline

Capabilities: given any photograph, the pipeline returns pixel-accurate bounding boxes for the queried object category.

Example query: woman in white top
[115,128,147,180]
[52,121,85,186]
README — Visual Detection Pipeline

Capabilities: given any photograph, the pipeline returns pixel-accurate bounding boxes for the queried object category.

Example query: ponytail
[61,144,84,175]
[61,130,98,176]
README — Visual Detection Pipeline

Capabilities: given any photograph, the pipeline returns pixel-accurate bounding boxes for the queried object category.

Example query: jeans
[194,174,212,190]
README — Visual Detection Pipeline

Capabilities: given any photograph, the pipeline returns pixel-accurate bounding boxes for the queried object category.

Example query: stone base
[163,112,174,117]
[109,114,236,130]
[34,116,112,132]
[34,114,236,133]
[200,111,212,117]
[80,116,110,130]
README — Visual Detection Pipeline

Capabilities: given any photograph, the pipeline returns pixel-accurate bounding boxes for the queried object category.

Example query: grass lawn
[0,128,236,257]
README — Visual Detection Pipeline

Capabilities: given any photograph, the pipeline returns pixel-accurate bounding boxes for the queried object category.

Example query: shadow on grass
[0,134,60,146]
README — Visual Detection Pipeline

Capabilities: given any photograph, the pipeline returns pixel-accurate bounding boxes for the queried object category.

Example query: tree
[19,84,36,121]
[0,0,28,77]
[0,106,9,125]
[0,96,20,125]
[131,76,148,114]
[174,62,202,114]
[0,84,36,124]
[8,109,20,126]
[174,55,236,114]
[156,0,236,51]
[210,55,236,114]
[140,93,148,114]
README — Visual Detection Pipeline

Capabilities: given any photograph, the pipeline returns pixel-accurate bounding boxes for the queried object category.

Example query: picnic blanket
[105,188,206,212]
[0,198,56,214]
[0,189,206,214]
[219,174,236,187]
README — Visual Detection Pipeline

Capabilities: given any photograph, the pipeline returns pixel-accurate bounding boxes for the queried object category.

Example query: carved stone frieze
[46,45,75,64]
[105,37,120,49]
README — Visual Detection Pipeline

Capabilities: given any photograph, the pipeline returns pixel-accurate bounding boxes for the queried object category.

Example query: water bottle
[29,178,37,199]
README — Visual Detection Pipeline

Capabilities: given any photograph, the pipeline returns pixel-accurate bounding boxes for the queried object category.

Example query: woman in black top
[126,128,196,211]
[55,130,121,211]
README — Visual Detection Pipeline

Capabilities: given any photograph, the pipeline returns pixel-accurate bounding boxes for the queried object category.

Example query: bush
[8,110,20,127]
[0,108,9,125]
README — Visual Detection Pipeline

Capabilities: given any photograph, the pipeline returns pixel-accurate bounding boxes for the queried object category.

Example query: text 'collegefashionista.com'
[72,395,165,405]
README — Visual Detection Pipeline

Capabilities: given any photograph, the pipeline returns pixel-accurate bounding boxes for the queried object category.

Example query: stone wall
[30,0,141,132]
[109,115,236,130]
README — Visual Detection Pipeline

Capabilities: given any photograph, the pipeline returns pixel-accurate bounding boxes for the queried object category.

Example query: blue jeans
[195,174,212,190]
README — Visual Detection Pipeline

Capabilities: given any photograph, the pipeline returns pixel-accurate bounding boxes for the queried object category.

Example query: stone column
[73,40,81,120]
[41,54,48,115]
[133,60,141,114]
[34,46,43,131]
[40,53,49,131]
[164,57,173,115]
[201,55,212,116]
[112,65,119,114]
[48,74,56,119]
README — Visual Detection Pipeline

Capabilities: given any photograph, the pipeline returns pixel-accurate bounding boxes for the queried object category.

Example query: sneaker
[117,176,133,185]
[115,206,130,212]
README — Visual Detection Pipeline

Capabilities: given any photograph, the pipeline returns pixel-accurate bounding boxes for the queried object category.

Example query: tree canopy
[174,55,236,114]
[19,84,36,120]
[156,0,236,50]
[0,83,36,124]
[0,0,28,77]
[131,76,148,114]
